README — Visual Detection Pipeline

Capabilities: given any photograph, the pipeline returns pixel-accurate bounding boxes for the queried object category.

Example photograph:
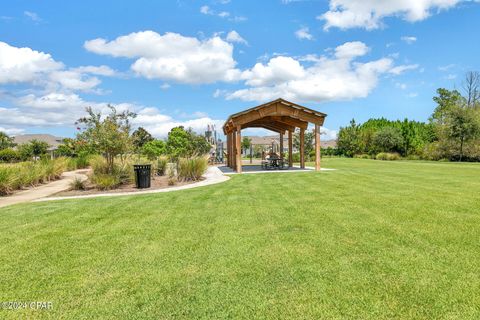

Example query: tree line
[337,72,480,161]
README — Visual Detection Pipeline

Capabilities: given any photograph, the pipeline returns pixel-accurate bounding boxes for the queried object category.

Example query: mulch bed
[51,175,200,197]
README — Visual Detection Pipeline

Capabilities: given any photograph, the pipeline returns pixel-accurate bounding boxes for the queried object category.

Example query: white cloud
[160,83,171,90]
[0,41,63,84]
[71,65,116,76]
[295,27,314,40]
[0,126,25,136]
[24,11,41,22]
[0,41,112,93]
[226,30,247,45]
[438,64,455,71]
[224,41,416,103]
[200,5,213,15]
[319,0,464,30]
[401,36,417,44]
[389,64,419,75]
[84,31,241,84]
[321,127,337,140]
[199,5,246,21]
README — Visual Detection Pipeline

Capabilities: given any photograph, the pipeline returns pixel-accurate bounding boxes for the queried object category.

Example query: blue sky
[1,0,479,140]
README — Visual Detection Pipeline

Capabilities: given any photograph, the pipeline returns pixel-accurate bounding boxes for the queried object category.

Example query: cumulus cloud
[0,126,25,136]
[224,41,416,103]
[0,41,114,93]
[84,31,241,84]
[0,41,63,84]
[295,27,314,40]
[1,91,221,138]
[226,30,248,45]
[319,0,464,30]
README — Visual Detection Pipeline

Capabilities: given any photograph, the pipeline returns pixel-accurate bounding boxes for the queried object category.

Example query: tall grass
[89,156,134,190]
[177,156,208,181]
[0,158,68,196]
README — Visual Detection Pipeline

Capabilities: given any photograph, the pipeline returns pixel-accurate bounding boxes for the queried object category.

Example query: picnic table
[261,156,286,170]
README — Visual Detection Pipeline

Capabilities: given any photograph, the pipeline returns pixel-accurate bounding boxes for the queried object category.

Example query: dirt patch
[51,175,201,197]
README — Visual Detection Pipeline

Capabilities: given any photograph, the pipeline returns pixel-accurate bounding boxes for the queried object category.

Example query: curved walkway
[34,166,230,203]
[0,169,89,208]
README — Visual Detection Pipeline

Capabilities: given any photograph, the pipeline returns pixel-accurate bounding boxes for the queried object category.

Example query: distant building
[223,135,337,156]
[13,134,65,158]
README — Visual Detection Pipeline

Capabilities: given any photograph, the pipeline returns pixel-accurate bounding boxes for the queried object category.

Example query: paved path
[34,166,230,203]
[0,169,89,208]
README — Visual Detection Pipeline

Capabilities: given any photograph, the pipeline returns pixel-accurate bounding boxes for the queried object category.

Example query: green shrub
[376,152,400,161]
[354,154,372,159]
[70,177,86,190]
[177,157,208,181]
[75,154,90,169]
[0,148,20,162]
[91,173,120,190]
[157,157,168,176]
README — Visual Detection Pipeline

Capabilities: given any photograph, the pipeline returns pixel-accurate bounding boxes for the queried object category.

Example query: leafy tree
[241,137,251,154]
[166,126,211,160]
[166,127,192,160]
[372,127,404,153]
[0,132,15,150]
[142,140,166,160]
[132,127,154,151]
[337,119,361,157]
[76,105,136,173]
[446,106,480,161]
[56,138,77,157]
[30,139,50,157]
[293,129,314,158]
[431,88,464,125]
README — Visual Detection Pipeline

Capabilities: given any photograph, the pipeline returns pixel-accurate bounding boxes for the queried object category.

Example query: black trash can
[134,164,151,188]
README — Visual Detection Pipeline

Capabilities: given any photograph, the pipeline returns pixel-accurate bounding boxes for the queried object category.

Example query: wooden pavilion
[223,98,327,173]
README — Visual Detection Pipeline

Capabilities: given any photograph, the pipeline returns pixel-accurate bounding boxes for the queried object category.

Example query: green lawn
[1,158,480,319]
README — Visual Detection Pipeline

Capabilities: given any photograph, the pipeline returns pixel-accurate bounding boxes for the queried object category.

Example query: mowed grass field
[1,158,479,319]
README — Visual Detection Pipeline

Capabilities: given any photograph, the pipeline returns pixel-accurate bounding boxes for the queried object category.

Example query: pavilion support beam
[288,130,293,167]
[232,131,236,170]
[279,132,284,160]
[226,133,231,167]
[235,125,242,173]
[315,124,321,171]
[300,128,305,169]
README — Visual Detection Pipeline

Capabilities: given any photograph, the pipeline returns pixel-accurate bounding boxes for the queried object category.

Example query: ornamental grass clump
[376,152,401,161]
[0,158,68,196]
[157,157,168,176]
[177,156,208,181]
[90,156,133,190]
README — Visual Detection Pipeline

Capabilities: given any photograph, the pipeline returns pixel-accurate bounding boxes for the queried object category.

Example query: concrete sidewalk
[0,170,89,208]
[35,166,230,202]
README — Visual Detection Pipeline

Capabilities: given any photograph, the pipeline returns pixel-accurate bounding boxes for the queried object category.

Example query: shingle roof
[13,134,65,151]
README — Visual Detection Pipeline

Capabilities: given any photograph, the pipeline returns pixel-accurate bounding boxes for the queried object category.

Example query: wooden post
[300,128,305,169]
[279,132,284,160]
[236,126,242,173]
[288,130,293,168]
[226,133,231,167]
[249,144,253,164]
[315,124,321,171]
[230,130,237,169]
